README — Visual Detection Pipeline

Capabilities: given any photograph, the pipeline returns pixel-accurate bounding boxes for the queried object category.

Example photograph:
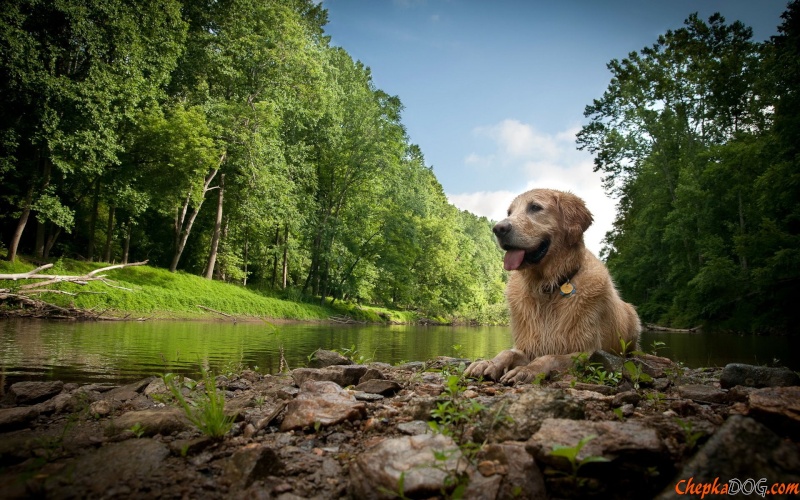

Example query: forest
[0,0,506,323]
[1,1,798,333]
[578,2,800,334]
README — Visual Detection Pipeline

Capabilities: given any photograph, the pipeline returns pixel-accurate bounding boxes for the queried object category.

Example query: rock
[397,420,432,436]
[349,433,466,499]
[358,367,386,383]
[676,384,730,405]
[612,390,641,407]
[747,386,800,438]
[89,400,113,417]
[719,363,800,389]
[110,407,191,437]
[658,416,800,499]
[398,361,426,371]
[474,387,584,442]
[224,443,283,489]
[477,442,546,500]
[9,381,63,405]
[291,366,369,388]
[571,382,615,395]
[527,417,669,497]
[353,391,384,402]
[0,406,39,431]
[309,349,353,368]
[40,439,170,497]
[280,381,366,431]
[589,350,625,373]
[354,379,401,396]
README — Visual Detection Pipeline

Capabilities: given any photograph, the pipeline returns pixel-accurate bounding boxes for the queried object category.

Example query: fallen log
[644,323,701,333]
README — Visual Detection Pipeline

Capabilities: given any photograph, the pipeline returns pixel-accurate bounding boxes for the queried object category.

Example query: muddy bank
[0,352,798,499]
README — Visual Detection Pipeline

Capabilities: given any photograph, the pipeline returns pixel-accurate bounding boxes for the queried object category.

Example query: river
[1,319,798,385]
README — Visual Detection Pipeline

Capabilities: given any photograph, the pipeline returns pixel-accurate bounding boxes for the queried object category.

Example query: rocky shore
[1,351,798,499]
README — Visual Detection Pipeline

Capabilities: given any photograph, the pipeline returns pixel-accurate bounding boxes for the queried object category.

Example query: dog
[465,188,640,384]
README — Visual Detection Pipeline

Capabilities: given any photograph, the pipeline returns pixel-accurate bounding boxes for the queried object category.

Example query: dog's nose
[493,220,511,237]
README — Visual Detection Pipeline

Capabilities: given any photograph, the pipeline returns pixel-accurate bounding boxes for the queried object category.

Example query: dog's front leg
[499,353,577,384]
[465,349,529,381]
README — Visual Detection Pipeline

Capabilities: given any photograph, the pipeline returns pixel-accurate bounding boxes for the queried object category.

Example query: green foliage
[622,360,654,390]
[0,0,505,324]
[428,374,485,456]
[162,370,234,439]
[550,435,610,478]
[570,353,621,387]
[579,7,800,334]
[675,418,705,450]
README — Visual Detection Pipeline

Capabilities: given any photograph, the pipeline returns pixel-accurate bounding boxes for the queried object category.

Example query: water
[1,319,797,385]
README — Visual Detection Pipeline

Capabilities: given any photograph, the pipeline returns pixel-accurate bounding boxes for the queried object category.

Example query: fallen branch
[197,305,237,322]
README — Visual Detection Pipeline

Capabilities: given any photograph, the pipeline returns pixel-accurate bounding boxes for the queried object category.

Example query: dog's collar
[541,267,581,295]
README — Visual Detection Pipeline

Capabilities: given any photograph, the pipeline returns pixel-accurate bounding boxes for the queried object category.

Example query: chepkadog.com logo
[675,477,800,498]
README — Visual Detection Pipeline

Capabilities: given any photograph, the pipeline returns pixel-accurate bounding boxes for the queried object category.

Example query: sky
[321,0,788,255]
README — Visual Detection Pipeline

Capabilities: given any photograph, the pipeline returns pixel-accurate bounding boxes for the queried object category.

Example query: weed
[163,369,234,439]
[451,344,464,356]
[675,418,705,451]
[618,336,635,357]
[549,434,609,479]
[623,360,653,390]
[612,407,625,421]
[429,374,485,449]
[649,340,667,356]
[570,353,621,387]
[129,422,146,438]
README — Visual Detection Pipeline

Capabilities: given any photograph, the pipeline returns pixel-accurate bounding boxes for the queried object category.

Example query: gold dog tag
[560,281,575,297]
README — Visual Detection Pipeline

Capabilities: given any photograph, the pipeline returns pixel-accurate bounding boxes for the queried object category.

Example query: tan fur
[465,189,640,384]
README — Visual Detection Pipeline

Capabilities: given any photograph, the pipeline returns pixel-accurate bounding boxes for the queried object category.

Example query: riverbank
[0,258,452,325]
[1,351,798,499]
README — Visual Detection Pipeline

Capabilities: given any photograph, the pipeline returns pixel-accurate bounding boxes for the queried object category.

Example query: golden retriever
[465,188,640,384]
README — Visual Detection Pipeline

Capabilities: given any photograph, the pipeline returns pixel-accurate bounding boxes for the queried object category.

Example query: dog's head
[493,189,593,271]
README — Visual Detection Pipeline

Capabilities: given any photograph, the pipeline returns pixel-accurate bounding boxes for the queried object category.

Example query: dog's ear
[557,192,593,245]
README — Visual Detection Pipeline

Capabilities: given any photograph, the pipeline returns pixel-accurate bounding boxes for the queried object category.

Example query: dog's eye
[528,203,543,213]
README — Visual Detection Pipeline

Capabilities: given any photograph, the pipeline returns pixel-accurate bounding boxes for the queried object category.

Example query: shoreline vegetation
[0,256,477,326]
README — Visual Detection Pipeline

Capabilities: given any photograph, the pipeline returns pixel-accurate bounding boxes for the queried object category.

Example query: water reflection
[1,319,797,385]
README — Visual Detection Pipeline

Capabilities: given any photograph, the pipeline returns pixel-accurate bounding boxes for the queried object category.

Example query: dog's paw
[465,360,505,381]
[499,366,539,385]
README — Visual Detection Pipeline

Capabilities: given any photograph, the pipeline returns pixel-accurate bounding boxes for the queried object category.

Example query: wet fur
[465,189,641,384]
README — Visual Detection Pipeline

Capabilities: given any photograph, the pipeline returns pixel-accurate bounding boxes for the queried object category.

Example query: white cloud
[448,121,616,256]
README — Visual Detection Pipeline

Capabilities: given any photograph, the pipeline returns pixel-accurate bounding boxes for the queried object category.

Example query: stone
[291,366,369,388]
[477,442,546,500]
[9,381,63,405]
[354,379,401,396]
[527,417,669,497]
[0,406,39,431]
[89,400,113,417]
[612,390,641,407]
[719,363,800,389]
[349,433,466,500]
[110,407,191,437]
[280,381,366,431]
[473,387,585,442]
[224,443,283,489]
[747,386,800,439]
[358,367,385,383]
[589,350,625,374]
[676,384,730,405]
[571,382,615,395]
[40,439,170,497]
[397,420,432,436]
[308,349,353,368]
[658,416,800,499]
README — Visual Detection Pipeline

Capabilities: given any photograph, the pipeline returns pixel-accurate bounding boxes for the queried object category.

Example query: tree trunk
[35,220,46,259]
[204,174,224,280]
[281,225,289,289]
[242,229,249,287]
[170,167,220,273]
[87,178,100,262]
[272,225,280,287]
[44,226,61,258]
[103,205,115,263]
[122,222,131,264]
[7,188,34,262]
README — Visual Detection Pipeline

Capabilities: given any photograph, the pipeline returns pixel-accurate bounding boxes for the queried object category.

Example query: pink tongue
[503,250,526,271]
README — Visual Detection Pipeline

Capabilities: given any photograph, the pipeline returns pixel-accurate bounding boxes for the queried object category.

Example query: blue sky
[322,0,788,254]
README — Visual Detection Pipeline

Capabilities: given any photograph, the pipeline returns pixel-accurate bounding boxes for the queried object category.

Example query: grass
[0,257,436,323]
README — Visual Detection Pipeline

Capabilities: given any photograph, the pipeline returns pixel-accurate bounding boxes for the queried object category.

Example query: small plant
[618,336,635,357]
[549,434,609,479]
[129,422,146,438]
[623,360,653,390]
[429,374,485,449]
[451,344,464,356]
[570,353,621,386]
[163,369,234,439]
[675,418,705,451]
[649,340,667,356]
[612,407,625,421]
